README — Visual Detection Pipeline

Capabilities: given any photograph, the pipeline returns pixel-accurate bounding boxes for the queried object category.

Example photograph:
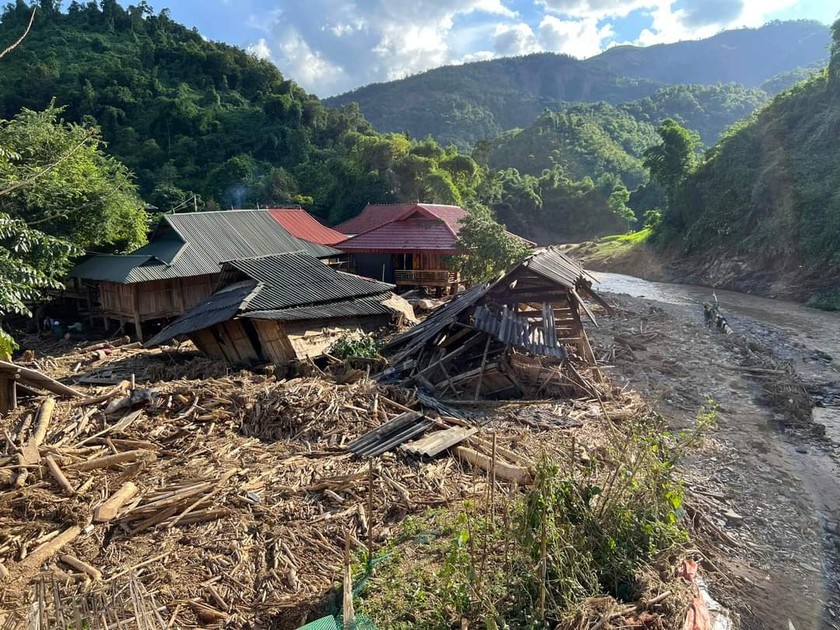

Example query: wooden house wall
[98,274,218,322]
[189,320,262,365]
[251,320,296,365]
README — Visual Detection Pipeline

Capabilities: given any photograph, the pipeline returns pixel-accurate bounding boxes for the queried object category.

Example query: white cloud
[246,38,271,61]
[241,0,817,96]
[538,15,614,57]
[493,22,540,56]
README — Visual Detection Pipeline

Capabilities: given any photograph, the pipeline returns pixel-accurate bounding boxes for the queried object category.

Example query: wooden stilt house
[69,210,340,340]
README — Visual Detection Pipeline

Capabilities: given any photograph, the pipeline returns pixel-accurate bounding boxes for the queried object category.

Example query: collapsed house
[384,247,609,400]
[68,209,341,340]
[144,253,415,365]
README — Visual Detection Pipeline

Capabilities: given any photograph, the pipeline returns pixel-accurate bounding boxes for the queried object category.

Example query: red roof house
[268,207,347,246]
[336,203,472,293]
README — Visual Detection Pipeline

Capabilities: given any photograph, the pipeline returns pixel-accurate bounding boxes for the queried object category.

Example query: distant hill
[487,83,770,187]
[0,2,482,225]
[325,20,830,150]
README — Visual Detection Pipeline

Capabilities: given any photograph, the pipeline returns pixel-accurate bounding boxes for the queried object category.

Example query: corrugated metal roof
[473,305,567,358]
[521,247,594,289]
[71,210,340,284]
[144,281,258,347]
[268,208,348,246]
[228,254,394,311]
[144,253,400,347]
[337,218,459,253]
[243,294,394,321]
[69,254,157,284]
[334,203,465,235]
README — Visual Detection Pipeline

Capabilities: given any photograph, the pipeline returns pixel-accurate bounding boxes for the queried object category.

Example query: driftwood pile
[0,330,645,628]
[0,357,586,628]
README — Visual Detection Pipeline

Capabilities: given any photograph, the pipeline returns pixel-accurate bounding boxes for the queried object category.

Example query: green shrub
[806,291,840,311]
[328,332,382,359]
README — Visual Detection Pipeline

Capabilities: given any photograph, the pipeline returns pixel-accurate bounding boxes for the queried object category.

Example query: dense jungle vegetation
[0,1,488,226]
[326,20,830,150]
[642,19,840,296]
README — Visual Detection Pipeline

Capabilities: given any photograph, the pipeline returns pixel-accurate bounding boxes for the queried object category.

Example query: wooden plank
[401,426,478,457]
[0,361,83,398]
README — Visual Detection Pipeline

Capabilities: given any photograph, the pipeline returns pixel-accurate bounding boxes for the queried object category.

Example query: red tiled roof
[268,208,348,246]
[334,203,466,235]
[337,217,459,254]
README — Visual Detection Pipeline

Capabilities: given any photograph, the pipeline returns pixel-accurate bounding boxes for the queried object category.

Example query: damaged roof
[145,253,396,347]
[71,210,340,284]
[385,247,604,358]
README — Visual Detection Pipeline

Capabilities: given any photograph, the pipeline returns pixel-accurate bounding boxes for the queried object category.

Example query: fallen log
[71,449,151,471]
[44,455,75,495]
[16,525,81,578]
[32,397,56,446]
[59,554,102,580]
[454,446,532,485]
[0,360,84,398]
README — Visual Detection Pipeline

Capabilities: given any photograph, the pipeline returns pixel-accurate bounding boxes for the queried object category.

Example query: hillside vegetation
[642,20,840,299]
[485,83,768,188]
[326,21,829,150]
[0,2,483,225]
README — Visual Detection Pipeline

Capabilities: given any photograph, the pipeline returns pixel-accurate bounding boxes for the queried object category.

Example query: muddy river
[590,272,840,629]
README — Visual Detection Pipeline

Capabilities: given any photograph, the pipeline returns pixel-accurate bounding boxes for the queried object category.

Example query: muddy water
[594,272,840,353]
[594,271,840,629]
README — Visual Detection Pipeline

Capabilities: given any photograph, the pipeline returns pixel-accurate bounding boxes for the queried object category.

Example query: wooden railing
[394,269,459,286]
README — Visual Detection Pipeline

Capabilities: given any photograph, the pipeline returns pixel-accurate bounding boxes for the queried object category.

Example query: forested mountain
[650,21,840,298]
[486,83,769,185]
[0,2,483,226]
[325,21,830,150]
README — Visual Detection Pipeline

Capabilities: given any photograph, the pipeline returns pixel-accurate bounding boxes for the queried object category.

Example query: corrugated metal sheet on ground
[71,210,339,284]
[473,305,567,358]
[347,411,433,457]
[243,294,394,321]
[144,281,258,346]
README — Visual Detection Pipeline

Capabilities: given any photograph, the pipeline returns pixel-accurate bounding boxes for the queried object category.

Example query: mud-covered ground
[587,285,840,630]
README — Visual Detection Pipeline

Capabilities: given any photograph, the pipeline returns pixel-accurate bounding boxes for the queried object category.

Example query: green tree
[0,105,148,250]
[455,204,530,285]
[642,118,700,228]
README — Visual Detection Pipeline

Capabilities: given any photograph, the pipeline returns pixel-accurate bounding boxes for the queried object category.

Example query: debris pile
[2,350,624,627]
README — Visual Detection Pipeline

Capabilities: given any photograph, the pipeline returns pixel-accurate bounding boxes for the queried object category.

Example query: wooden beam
[474,336,493,400]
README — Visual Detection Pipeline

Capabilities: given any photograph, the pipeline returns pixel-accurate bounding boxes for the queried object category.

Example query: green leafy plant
[328,332,382,359]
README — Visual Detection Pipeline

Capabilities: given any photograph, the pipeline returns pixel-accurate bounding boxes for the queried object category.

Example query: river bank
[591,273,840,630]
[567,238,840,306]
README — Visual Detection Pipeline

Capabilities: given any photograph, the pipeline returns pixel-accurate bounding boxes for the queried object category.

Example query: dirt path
[587,276,840,630]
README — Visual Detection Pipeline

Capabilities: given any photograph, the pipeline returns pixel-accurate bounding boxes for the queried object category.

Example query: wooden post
[0,376,8,415]
[367,458,374,565]
[132,285,144,342]
[473,336,493,401]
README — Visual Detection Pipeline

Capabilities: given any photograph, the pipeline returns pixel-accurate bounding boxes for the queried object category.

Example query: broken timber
[384,247,607,401]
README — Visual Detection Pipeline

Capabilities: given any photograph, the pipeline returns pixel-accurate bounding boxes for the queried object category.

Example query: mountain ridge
[325,20,831,150]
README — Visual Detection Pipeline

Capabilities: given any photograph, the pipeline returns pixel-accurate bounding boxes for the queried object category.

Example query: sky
[157,0,836,98]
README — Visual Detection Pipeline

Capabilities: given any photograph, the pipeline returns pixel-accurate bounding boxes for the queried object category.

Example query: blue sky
[155,0,836,97]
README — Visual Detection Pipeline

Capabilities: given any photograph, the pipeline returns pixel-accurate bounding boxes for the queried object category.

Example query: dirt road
[589,273,840,630]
